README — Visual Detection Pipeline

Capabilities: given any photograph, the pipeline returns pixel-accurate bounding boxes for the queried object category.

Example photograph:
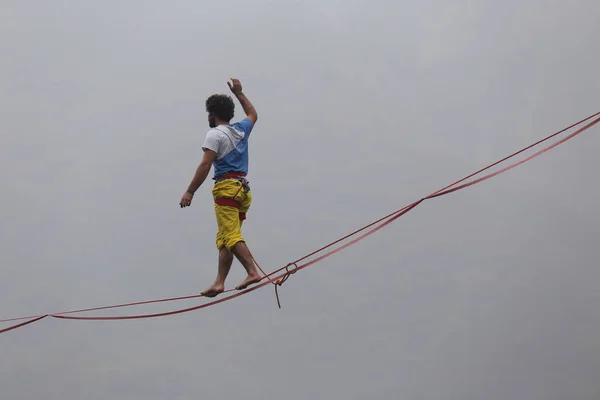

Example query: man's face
[208,113,216,128]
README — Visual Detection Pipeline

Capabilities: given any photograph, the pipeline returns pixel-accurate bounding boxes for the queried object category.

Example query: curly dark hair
[205,94,235,121]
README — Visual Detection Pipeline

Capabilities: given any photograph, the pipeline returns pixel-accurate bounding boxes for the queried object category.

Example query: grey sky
[1,0,599,399]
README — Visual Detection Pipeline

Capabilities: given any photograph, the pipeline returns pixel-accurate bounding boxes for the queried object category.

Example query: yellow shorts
[212,178,252,251]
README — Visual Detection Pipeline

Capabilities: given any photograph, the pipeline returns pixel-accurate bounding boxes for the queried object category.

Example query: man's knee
[219,246,232,255]
[225,236,245,253]
[230,240,254,265]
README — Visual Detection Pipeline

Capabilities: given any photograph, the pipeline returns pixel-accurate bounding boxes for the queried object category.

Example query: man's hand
[179,191,194,208]
[228,78,243,94]
[228,78,258,124]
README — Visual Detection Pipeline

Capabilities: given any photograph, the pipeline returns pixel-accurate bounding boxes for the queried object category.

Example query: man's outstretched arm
[228,78,258,124]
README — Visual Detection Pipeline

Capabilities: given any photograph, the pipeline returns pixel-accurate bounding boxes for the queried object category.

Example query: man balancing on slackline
[179,78,261,297]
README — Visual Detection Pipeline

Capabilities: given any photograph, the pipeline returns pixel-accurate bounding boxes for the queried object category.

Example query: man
[179,78,262,297]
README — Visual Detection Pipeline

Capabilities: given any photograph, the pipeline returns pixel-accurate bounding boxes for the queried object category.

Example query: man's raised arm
[228,78,258,124]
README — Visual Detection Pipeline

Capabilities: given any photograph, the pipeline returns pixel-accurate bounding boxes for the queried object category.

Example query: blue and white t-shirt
[202,118,254,179]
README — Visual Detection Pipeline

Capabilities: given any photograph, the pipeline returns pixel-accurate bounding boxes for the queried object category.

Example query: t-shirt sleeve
[202,130,222,154]
[232,118,254,136]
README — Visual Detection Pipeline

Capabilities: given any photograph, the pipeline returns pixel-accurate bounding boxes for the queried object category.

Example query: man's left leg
[200,246,234,297]
[201,185,240,297]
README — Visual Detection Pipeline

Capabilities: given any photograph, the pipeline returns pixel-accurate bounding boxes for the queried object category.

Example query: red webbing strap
[1,111,598,331]
[215,172,246,180]
[427,115,600,199]
[0,315,47,334]
[214,198,240,208]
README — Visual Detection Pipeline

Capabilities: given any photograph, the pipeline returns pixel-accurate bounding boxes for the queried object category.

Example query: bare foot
[235,273,262,290]
[201,282,224,298]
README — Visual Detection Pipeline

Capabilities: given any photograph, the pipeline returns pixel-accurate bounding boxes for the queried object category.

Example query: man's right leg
[224,189,261,290]
[230,240,262,290]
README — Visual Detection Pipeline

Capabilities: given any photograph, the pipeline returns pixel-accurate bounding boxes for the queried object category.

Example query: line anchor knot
[274,263,299,309]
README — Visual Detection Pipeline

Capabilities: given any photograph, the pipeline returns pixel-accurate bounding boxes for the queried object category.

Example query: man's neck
[214,118,230,126]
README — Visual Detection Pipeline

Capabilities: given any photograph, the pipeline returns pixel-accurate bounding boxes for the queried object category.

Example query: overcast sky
[1,0,599,399]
